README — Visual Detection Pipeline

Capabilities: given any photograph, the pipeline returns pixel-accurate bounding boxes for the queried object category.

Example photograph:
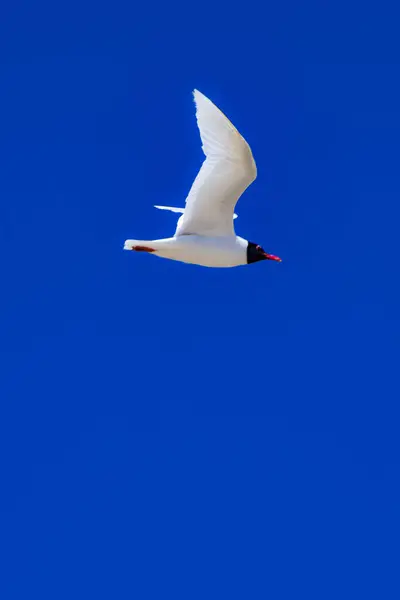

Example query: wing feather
[176,90,257,237]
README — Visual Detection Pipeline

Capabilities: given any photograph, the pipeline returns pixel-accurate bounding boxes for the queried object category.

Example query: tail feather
[124,239,138,250]
[123,239,154,251]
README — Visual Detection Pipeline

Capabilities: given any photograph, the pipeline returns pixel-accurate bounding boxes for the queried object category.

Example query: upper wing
[176,90,257,237]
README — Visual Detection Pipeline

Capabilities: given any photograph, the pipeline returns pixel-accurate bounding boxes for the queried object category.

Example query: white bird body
[124,235,248,268]
[124,90,282,268]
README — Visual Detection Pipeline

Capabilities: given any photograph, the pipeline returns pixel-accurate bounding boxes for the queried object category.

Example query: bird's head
[247,241,282,264]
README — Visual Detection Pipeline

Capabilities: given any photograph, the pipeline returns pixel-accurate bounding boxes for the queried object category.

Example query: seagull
[124,90,282,267]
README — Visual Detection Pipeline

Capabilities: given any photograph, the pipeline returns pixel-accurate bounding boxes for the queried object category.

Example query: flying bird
[124,90,282,267]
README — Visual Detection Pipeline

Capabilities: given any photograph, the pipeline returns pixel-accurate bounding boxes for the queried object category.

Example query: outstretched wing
[176,90,257,237]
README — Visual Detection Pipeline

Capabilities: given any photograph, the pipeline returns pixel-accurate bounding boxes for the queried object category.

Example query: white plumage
[175,90,256,237]
[124,90,281,267]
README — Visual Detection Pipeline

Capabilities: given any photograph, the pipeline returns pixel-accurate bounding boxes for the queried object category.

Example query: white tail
[154,205,238,219]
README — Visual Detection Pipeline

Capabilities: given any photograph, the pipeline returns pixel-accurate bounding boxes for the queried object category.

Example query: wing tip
[193,89,209,106]
[193,89,200,104]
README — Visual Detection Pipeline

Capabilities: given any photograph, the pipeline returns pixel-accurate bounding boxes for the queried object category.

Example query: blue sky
[1,0,400,598]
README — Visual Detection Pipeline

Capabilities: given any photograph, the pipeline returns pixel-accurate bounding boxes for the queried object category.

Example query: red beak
[264,253,282,262]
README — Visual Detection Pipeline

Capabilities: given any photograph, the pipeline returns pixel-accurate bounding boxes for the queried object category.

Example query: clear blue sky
[1,0,399,598]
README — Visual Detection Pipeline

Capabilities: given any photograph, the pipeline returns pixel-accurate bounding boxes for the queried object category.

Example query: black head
[247,241,282,265]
